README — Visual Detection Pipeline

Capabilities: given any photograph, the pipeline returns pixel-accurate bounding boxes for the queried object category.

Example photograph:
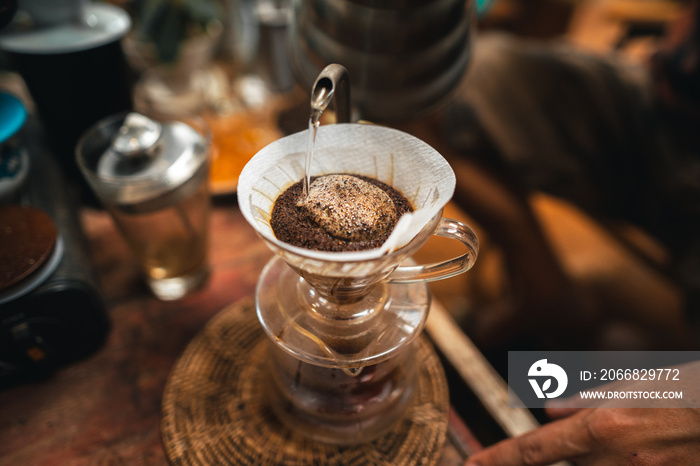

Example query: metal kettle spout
[310,64,351,124]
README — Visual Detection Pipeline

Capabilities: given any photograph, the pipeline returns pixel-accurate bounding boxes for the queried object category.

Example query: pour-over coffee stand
[160,58,483,461]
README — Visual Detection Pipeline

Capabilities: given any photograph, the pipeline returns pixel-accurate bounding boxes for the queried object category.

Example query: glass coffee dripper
[238,122,478,445]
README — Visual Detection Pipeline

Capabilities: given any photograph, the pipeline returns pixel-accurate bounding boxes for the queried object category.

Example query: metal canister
[288,0,475,123]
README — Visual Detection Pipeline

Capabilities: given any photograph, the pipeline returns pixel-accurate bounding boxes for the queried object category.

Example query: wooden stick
[425,300,539,437]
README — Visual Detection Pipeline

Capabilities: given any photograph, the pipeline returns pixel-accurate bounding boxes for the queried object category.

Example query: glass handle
[388,218,479,283]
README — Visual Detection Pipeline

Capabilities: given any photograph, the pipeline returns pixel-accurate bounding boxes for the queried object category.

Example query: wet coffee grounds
[270,174,413,252]
[297,174,398,242]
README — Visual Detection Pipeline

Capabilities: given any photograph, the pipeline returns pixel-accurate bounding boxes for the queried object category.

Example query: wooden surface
[0,201,512,465]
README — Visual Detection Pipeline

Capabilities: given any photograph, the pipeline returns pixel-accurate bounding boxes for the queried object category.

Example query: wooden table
[0,198,537,465]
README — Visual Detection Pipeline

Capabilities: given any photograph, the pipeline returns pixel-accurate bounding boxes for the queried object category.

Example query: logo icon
[528,359,568,399]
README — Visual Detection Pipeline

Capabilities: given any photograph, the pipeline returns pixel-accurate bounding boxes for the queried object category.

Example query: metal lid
[94,112,209,206]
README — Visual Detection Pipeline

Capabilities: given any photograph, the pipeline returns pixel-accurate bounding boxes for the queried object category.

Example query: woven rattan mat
[161,298,449,465]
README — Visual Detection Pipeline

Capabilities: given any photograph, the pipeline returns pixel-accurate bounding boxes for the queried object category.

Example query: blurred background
[1,0,699,462]
[1,0,697,374]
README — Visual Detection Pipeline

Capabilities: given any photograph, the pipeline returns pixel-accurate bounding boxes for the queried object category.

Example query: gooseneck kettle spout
[310,64,351,124]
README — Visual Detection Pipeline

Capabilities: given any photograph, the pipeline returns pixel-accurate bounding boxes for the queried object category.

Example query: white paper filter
[237,123,456,261]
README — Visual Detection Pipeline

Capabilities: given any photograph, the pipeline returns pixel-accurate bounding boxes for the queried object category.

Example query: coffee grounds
[271,174,413,252]
[297,174,397,242]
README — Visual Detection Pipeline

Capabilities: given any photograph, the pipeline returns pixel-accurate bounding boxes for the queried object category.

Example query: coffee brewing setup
[236,64,480,445]
[0,0,481,456]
